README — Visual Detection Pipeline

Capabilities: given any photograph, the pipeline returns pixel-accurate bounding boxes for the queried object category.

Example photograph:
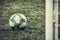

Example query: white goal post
[46,0,58,40]
[46,0,53,40]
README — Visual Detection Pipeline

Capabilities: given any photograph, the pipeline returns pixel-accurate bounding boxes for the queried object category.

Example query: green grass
[0,0,45,40]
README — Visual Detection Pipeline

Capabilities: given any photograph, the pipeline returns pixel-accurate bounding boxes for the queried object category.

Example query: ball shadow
[11,26,26,31]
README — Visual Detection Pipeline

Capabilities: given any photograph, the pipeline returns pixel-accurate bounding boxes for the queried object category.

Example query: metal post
[55,0,58,40]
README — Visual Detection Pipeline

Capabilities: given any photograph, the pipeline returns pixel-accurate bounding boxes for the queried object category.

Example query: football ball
[9,13,27,28]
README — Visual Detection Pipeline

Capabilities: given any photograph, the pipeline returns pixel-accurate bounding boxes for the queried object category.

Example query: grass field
[0,0,45,40]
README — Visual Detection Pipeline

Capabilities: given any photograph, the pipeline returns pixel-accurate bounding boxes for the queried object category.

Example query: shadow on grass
[0,26,44,34]
[0,26,27,31]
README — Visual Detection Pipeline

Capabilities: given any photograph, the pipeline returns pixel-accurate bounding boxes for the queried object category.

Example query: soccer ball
[9,13,27,28]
